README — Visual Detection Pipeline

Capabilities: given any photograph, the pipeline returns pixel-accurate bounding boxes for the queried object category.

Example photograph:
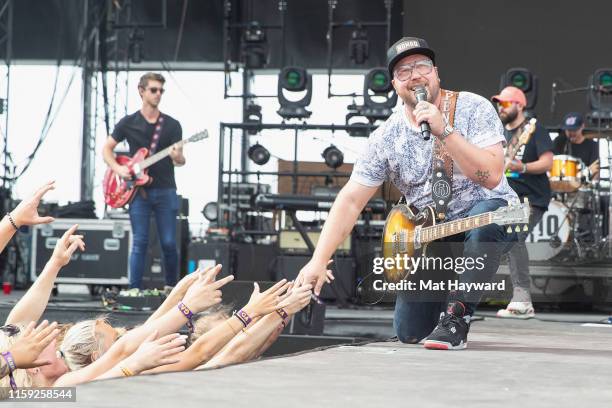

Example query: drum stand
[606,139,612,257]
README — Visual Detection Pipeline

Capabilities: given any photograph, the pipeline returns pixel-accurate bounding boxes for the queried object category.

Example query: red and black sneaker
[423,302,470,350]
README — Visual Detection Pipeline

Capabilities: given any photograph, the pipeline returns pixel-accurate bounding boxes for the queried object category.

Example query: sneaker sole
[423,340,467,350]
[496,310,535,319]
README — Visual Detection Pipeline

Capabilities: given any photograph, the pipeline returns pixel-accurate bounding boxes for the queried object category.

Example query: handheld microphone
[413,86,431,140]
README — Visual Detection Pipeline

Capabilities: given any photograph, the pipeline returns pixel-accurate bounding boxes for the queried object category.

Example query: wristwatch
[440,123,454,140]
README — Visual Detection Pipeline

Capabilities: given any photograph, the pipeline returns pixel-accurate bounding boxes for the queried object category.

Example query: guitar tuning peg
[523,225,529,232]
[506,226,512,233]
[514,225,521,232]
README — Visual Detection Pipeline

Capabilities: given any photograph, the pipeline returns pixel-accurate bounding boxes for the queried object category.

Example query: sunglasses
[497,100,515,109]
[0,324,20,337]
[147,87,165,94]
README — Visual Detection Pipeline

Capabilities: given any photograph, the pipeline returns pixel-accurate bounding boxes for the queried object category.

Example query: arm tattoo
[475,170,490,184]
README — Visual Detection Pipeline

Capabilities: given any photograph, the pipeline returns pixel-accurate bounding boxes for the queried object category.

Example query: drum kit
[526,154,606,263]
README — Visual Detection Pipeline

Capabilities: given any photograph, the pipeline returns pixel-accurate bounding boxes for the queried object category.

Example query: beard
[500,109,518,125]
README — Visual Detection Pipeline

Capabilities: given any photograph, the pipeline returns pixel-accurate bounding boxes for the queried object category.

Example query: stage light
[202,202,218,222]
[248,143,270,165]
[245,102,262,135]
[277,67,312,120]
[586,68,612,128]
[362,67,397,122]
[499,68,538,110]
[241,21,268,69]
[348,27,369,65]
[322,145,344,169]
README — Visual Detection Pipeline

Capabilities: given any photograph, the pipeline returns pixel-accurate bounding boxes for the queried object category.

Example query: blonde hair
[59,316,114,371]
[190,305,232,344]
[0,326,35,399]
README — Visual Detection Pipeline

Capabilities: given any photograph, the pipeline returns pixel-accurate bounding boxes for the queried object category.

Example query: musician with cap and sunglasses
[492,86,553,319]
[295,37,520,350]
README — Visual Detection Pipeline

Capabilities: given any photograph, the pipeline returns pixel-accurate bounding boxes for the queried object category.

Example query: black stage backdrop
[402,0,612,125]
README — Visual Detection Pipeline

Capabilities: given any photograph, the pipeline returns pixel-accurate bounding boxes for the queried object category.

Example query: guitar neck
[140,139,188,170]
[419,212,493,243]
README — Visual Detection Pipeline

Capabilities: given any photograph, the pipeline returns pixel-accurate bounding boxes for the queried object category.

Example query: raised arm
[0,181,55,253]
[54,266,233,386]
[145,268,200,323]
[295,180,378,295]
[6,225,84,325]
[144,279,290,373]
[203,284,312,368]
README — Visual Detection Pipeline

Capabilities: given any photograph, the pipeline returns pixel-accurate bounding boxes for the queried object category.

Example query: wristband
[120,365,134,377]
[177,301,195,333]
[234,309,252,328]
[275,308,289,320]
[1,351,17,390]
[6,213,18,231]
[521,163,528,174]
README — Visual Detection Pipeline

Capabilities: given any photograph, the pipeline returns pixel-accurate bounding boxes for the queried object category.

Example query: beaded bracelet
[1,351,17,391]
[234,309,252,328]
[177,301,195,333]
[120,365,134,377]
[6,213,18,232]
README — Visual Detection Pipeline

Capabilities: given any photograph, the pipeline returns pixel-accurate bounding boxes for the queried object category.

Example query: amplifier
[279,230,350,254]
[30,219,131,285]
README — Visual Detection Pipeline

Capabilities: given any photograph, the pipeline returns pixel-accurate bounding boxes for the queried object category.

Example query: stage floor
[26,316,612,408]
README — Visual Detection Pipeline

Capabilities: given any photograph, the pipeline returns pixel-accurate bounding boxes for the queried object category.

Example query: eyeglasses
[0,324,20,337]
[393,60,434,81]
[497,101,515,109]
[147,87,165,94]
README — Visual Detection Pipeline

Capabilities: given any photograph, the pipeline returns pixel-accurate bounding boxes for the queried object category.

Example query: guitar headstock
[491,198,530,232]
[518,118,537,145]
[188,130,209,143]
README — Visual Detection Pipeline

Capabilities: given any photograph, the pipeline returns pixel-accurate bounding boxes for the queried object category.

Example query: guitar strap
[138,113,165,199]
[148,113,165,155]
[431,89,458,221]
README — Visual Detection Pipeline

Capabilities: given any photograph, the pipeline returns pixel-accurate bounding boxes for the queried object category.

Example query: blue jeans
[393,198,518,343]
[128,188,179,289]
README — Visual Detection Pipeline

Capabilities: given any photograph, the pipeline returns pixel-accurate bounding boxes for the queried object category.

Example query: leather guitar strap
[431,89,458,221]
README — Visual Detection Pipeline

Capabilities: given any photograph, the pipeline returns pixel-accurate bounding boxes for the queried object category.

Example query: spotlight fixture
[277,67,312,120]
[348,26,369,65]
[322,145,344,169]
[241,21,268,69]
[499,68,538,110]
[362,68,397,121]
[202,201,219,222]
[248,142,270,166]
[586,68,612,128]
[245,102,262,135]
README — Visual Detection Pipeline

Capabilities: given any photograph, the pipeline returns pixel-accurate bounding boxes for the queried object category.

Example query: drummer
[492,86,554,319]
[553,112,600,181]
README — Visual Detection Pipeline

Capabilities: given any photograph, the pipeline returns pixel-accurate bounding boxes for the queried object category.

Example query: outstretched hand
[10,181,56,227]
[294,259,335,296]
[277,283,312,315]
[243,279,290,318]
[9,320,60,369]
[50,224,85,268]
[182,264,234,313]
[124,330,187,373]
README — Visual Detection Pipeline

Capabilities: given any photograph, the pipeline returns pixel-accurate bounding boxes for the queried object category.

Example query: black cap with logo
[386,37,436,76]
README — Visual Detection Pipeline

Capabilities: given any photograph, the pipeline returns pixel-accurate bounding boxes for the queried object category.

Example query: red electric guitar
[103,130,208,208]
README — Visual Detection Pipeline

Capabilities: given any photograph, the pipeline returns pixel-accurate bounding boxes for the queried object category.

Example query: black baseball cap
[387,37,436,76]
[561,112,584,130]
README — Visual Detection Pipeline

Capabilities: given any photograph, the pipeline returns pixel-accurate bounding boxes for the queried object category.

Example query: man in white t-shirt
[295,37,519,350]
